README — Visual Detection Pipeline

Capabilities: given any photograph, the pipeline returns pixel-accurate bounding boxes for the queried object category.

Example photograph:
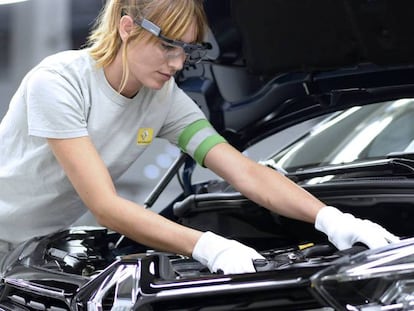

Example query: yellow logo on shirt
[137,128,154,145]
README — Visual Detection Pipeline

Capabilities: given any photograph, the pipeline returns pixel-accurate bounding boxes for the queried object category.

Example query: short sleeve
[157,83,206,143]
[26,68,89,139]
[157,82,227,166]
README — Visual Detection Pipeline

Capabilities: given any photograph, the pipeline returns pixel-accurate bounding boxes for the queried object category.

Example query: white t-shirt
[0,50,225,244]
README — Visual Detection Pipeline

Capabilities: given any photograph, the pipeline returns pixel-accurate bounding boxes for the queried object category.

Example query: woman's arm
[203,142,325,222]
[47,136,202,256]
[204,142,399,249]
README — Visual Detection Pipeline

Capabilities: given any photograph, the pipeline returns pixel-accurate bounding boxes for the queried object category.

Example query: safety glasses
[135,18,210,64]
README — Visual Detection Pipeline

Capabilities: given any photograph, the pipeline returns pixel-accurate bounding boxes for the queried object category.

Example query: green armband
[178,119,227,166]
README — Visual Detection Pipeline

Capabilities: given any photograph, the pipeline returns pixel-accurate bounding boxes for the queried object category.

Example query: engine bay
[39,227,366,280]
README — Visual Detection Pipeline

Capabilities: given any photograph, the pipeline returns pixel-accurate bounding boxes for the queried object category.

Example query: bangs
[145,0,207,43]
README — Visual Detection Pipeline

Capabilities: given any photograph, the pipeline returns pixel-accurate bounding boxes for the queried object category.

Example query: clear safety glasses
[135,18,210,64]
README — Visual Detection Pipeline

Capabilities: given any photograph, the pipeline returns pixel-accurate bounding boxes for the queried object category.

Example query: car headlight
[310,238,414,311]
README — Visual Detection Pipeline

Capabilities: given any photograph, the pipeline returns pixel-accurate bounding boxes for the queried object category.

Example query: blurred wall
[1,0,71,118]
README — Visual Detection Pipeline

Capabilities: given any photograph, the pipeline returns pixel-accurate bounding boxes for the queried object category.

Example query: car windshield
[271,98,414,172]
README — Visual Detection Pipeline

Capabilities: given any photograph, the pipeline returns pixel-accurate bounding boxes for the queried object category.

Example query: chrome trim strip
[156,278,303,297]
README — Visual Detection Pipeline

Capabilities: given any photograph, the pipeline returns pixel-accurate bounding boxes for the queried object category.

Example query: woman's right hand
[192,231,264,274]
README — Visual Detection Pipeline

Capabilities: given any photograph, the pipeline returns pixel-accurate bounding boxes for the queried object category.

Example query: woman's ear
[119,15,135,42]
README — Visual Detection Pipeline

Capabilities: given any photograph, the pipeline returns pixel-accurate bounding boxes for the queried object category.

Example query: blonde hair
[87,0,208,92]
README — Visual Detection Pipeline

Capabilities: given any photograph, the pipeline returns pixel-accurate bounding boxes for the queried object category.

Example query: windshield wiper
[285,158,414,180]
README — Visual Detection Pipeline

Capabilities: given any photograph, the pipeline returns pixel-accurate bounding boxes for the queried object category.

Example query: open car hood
[179,0,414,150]
[223,0,414,75]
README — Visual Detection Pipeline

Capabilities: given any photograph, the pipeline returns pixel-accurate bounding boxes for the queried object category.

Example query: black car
[2,1,414,310]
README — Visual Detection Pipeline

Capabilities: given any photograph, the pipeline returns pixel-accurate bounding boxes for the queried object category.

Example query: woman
[0,0,398,274]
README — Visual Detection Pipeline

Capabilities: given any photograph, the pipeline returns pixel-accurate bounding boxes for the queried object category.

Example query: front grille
[2,286,70,311]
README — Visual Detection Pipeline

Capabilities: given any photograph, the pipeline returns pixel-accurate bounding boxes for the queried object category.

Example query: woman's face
[125,20,197,91]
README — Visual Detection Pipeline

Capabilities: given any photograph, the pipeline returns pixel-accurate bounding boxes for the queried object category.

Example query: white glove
[192,231,265,274]
[315,206,399,250]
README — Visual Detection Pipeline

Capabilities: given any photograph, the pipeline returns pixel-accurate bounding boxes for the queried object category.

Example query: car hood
[181,0,414,150]
[224,0,414,75]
